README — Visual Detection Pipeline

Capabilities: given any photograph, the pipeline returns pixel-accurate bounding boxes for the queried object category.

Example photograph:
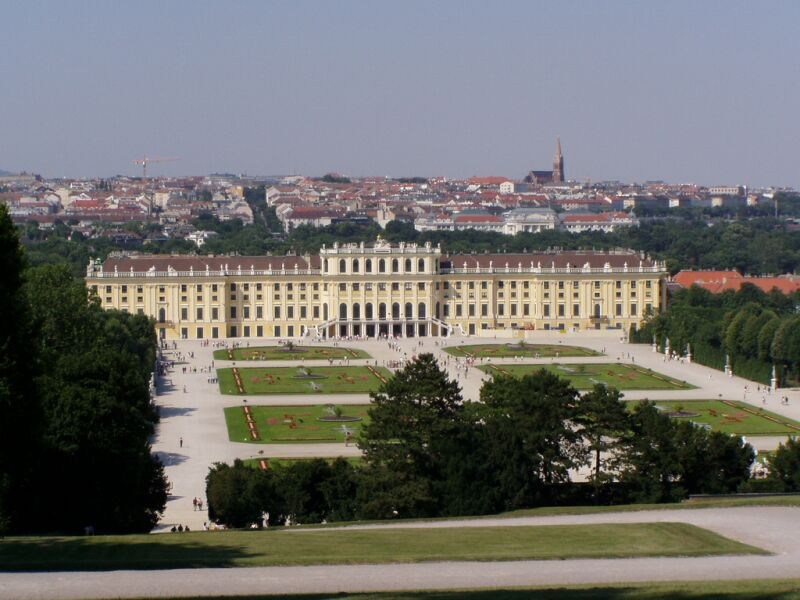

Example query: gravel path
[2,505,800,599]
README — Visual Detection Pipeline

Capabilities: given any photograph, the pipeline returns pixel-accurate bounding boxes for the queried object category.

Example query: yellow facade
[86,240,667,340]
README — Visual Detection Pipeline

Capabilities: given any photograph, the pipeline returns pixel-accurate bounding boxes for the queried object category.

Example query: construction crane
[133,155,178,180]
[132,155,179,213]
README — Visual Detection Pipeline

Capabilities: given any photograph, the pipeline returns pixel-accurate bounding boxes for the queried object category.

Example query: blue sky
[1,1,798,187]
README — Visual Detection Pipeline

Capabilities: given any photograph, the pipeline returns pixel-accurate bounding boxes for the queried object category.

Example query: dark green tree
[206,460,274,528]
[576,385,630,499]
[0,205,39,533]
[766,438,800,492]
[619,402,683,503]
[358,354,463,518]
[478,369,581,510]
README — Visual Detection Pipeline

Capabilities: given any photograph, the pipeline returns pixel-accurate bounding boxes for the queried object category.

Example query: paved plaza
[150,331,800,532]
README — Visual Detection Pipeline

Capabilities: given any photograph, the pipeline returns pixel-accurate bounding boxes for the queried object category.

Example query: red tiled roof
[674,270,800,294]
[453,214,502,223]
[102,255,314,272]
[563,212,633,222]
[467,176,511,185]
[444,251,656,269]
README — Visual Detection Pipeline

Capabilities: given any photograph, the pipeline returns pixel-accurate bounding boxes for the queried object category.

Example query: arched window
[323,304,329,320]
[352,303,361,320]
[365,303,373,320]
[339,303,348,319]
[405,302,413,320]
[392,302,400,319]
[418,258,425,272]
[158,308,166,323]
[379,259,386,273]
[404,258,412,272]
[339,259,346,274]
[323,259,328,273]
[352,259,359,273]
[392,258,399,273]
[435,302,440,319]
[365,258,372,273]
[379,303,387,319]
[418,302,426,319]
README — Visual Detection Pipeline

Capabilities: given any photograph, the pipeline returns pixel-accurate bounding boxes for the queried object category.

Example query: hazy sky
[1,1,798,187]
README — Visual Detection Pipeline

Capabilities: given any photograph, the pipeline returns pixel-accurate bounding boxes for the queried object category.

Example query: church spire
[553,137,564,183]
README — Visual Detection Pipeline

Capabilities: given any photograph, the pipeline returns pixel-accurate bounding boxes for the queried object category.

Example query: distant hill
[0,169,13,176]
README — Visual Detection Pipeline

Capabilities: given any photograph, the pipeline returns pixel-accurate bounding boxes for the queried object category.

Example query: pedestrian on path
[179,437,183,448]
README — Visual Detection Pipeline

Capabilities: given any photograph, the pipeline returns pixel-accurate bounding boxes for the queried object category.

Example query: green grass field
[444,343,600,358]
[225,404,371,443]
[0,522,764,571]
[632,399,800,436]
[214,345,370,361]
[218,366,391,395]
[478,362,693,390]
[94,578,800,599]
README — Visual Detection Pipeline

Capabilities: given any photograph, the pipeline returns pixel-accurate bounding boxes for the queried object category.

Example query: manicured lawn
[478,363,694,390]
[214,345,370,361]
[218,366,391,395]
[444,343,600,358]
[225,404,371,444]
[631,399,800,436]
[98,578,800,599]
[0,522,764,571]
[242,456,363,469]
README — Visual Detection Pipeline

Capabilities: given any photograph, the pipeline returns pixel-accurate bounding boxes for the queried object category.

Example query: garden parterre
[217,365,391,395]
[213,345,370,361]
[479,362,693,390]
[225,404,370,444]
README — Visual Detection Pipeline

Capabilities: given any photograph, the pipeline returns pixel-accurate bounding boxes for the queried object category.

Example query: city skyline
[1,1,799,188]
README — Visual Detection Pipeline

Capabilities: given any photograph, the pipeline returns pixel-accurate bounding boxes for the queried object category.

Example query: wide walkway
[3,505,800,599]
[150,331,800,531]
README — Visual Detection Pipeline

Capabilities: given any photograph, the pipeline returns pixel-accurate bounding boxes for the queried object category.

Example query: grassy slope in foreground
[100,578,800,599]
[0,522,765,572]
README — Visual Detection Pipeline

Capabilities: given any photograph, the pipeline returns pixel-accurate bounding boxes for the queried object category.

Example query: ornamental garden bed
[214,345,370,361]
[217,366,392,395]
[444,343,601,358]
[634,399,800,435]
[243,456,364,470]
[224,404,371,444]
[478,362,694,390]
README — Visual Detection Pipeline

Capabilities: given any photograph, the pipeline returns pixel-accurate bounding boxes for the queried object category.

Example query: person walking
[179,437,183,448]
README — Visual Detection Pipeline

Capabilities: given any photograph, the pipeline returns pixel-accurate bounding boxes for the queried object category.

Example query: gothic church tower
[552,137,564,183]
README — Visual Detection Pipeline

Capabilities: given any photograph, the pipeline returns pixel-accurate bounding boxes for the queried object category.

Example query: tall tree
[479,369,582,510]
[358,354,463,518]
[619,402,683,503]
[576,385,630,499]
[0,205,39,532]
[767,438,800,492]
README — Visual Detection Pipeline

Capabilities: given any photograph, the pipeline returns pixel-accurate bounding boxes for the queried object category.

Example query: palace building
[86,238,667,340]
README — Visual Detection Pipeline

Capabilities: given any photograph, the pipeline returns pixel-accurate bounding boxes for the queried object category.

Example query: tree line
[206,354,779,528]
[0,205,167,534]
[633,284,800,386]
